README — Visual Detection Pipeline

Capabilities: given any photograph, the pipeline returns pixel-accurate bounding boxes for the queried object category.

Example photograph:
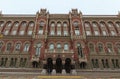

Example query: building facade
[0,9,120,73]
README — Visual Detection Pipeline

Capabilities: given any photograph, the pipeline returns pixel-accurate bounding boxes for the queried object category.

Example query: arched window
[73,21,80,35]
[15,43,21,51]
[29,22,34,27]
[116,43,120,54]
[49,43,54,50]
[6,43,12,51]
[14,22,19,27]
[57,22,61,27]
[98,43,103,52]
[51,22,55,27]
[108,22,113,27]
[7,21,12,27]
[63,22,67,27]
[92,22,97,27]
[38,21,45,34]
[64,43,69,51]
[35,43,41,56]
[116,22,120,27]
[77,43,83,57]
[0,21,4,27]
[0,41,3,51]
[23,43,30,52]
[89,43,94,52]
[57,22,61,36]
[57,43,61,49]
[21,21,27,27]
[100,22,105,27]
[84,22,90,27]
[107,43,113,53]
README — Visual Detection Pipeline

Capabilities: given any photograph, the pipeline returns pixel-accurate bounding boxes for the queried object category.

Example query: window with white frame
[14,22,19,27]
[85,23,90,27]
[38,30,43,34]
[0,21,4,27]
[51,23,55,27]
[111,31,116,36]
[11,30,17,35]
[0,42,3,51]
[64,31,68,36]
[29,22,34,27]
[19,30,24,35]
[108,22,113,27]
[4,30,9,35]
[86,31,91,35]
[49,43,54,50]
[50,30,55,35]
[22,22,27,27]
[23,43,30,52]
[94,30,99,35]
[75,29,80,35]
[57,23,61,27]
[6,43,11,51]
[116,43,120,54]
[107,44,113,53]
[35,43,41,56]
[57,43,61,49]
[7,22,12,27]
[116,22,120,27]
[100,22,105,27]
[57,31,61,36]
[64,43,69,51]
[93,23,97,27]
[63,23,67,27]
[15,43,21,51]
[102,31,107,36]
[28,31,32,35]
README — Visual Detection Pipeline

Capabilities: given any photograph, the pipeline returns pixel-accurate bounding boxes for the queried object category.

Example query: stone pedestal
[71,69,77,75]
[51,69,56,75]
[62,69,66,75]
[41,69,46,75]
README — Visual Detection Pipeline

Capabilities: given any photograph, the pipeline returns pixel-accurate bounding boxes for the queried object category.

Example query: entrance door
[32,61,38,68]
[56,58,62,73]
[65,58,71,73]
[80,62,87,69]
[47,58,53,74]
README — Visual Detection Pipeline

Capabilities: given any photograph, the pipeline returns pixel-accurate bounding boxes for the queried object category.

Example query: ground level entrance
[45,58,73,74]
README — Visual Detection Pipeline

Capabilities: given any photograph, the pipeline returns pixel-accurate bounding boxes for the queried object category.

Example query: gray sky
[0,0,120,15]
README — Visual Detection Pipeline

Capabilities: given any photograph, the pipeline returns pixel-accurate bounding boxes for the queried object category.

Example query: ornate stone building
[0,9,120,73]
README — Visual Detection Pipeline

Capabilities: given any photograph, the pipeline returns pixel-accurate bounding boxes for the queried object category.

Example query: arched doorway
[47,58,53,74]
[80,62,87,69]
[32,61,39,68]
[65,58,71,73]
[55,58,62,73]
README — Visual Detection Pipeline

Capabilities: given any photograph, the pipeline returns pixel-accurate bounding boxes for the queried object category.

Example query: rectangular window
[28,31,32,35]
[86,31,91,35]
[75,30,80,35]
[94,31,99,36]
[19,30,24,35]
[38,30,43,34]
[64,31,68,36]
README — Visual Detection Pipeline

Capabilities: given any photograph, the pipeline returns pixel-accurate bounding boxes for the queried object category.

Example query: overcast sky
[0,0,120,15]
